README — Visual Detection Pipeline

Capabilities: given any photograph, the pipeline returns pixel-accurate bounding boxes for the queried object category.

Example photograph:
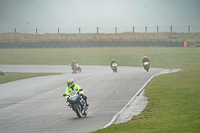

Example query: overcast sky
[0,0,200,33]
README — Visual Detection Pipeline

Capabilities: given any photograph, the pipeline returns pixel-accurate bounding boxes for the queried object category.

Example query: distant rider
[142,56,150,68]
[71,60,75,70]
[64,79,89,107]
[110,59,117,69]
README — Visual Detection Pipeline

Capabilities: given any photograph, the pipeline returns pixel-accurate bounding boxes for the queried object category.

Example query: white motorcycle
[112,63,117,72]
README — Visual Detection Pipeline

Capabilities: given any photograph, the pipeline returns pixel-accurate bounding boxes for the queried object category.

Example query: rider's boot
[81,94,89,107]
[85,100,89,108]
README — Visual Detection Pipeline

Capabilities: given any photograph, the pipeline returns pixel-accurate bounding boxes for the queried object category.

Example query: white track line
[103,74,156,128]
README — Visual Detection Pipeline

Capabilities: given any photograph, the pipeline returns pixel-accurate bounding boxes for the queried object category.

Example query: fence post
[157,26,159,33]
[133,26,134,33]
[170,26,172,33]
[188,26,190,33]
[58,28,59,34]
[97,27,98,34]
[14,28,16,33]
[115,27,117,33]
[145,26,147,33]
[36,28,37,34]
[79,28,81,34]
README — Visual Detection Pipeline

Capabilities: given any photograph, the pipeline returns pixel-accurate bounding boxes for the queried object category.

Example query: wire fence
[0,26,200,34]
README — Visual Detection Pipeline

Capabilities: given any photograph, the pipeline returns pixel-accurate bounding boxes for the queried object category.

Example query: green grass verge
[0,72,60,84]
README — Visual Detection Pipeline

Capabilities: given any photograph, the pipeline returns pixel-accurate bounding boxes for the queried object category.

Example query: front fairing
[143,62,149,66]
[75,64,79,67]
[112,63,117,67]
[68,90,85,111]
[68,90,82,102]
[112,63,117,69]
[74,63,80,68]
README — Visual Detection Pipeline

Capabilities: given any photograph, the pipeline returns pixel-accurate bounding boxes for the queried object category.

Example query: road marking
[103,74,156,128]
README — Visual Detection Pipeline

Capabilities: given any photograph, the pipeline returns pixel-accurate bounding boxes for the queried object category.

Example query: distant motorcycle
[143,62,150,72]
[72,63,81,73]
[112,63,117,72]
[63,89,88,118]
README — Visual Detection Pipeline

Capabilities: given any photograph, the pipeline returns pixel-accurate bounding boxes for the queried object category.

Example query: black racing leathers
[110,61,117,68]
[142,58,150,66]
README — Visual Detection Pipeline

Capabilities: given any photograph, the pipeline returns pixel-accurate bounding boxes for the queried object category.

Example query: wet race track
[0,65,164,133]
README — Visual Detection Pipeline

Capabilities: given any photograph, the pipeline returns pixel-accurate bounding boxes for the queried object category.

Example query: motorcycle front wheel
[74,103,82,118]
[145,65,149,72]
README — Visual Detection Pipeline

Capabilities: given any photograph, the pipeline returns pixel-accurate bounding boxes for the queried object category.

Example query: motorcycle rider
[142,56,150,68]
[110,59,117,69]
[71,60,75,70]
[64,78,89,107]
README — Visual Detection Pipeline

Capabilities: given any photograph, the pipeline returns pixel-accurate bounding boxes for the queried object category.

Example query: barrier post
[188,26,190,33]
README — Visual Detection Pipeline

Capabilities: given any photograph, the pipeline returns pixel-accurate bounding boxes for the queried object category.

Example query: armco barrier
[0,41,184,48]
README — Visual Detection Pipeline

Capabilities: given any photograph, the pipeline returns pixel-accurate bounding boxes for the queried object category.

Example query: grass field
[0,47,199,69]
[0,72,60,84]
[0,47,199,132]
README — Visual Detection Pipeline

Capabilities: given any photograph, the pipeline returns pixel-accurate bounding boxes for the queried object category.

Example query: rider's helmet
[112,59,115,61]
[144,56,147,59]
[67,78,74,87]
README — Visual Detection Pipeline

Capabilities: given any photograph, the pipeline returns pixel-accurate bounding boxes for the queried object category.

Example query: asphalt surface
[0,65,164,133]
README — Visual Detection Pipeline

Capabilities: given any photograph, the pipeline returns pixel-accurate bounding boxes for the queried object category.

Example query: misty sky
[0,0,200,33]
